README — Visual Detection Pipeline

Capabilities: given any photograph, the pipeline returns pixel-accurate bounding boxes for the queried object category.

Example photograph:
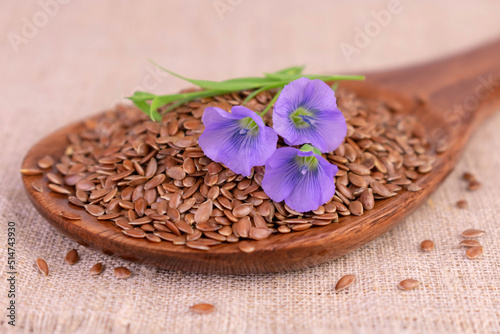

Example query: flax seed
[459,239,481,247]
[21,168,44,176]
[291,223,312,231]
[238,241,255,253]
[249,228,272,240]
[190,303,215,314]
[233,203,253,218]
[349,201,363,216]
[89,263,103,276]
[463,172,476,182]
[278,225,291,233]
[194,200,212,224]
[466,246,483,259]
[420,240,434,252]
[85,204,105,217]
[60,211,80,220]
[407,183,421,192]
[359,189,374,210]
[122,228,146,238]
[32,180,44,192]
[36,258,49,276]
[144,174,165,190]
[335,275,356,291]
[65,249,79,265]
[48,183,71,195]
[461,229,485,238]
[467,180,481,191]
[398,279,419,291]
[38,155,55,169]
[114,267,131,278]
[186,241,210,251]
[371,181,394,198]
[347,163,370,176]
[167,166,186,180]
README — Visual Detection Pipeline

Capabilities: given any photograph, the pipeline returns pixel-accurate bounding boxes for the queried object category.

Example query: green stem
[163,89,231,113]
[242,81,289,104]
[260,89,282,117]
[128,65,365,121]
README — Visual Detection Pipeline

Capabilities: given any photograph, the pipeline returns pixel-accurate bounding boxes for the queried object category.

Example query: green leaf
[264,66,305,80]
[128,91,156,102]
[150,60,274,91]
[273,65,305,75]
[300,144,322,156]
[222,77,278,85]
[128,91,162,120]
[263,73,287,81]
[148,97,163,121]
[331,82,340,91]
[128,64,364,122]
[148,89,222,108]
[223,66,304,85]
[163,89,233,113]
[129,99,151,113]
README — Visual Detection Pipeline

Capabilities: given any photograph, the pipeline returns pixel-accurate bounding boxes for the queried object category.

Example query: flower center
[238,117,259,135]
[299,165,308,175]
[296,155,318,175]
[290,107,315,128]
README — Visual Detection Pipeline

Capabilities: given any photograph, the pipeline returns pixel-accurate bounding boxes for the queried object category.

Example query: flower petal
[299,79,338,115]
[261,147,300,202]
[262,147,337,212]
[199,107,241,162]
[274,77,311,115]
[202,106,241,124]
[300,109,347,153]
[273,78,346,153]
[284,152,337,212]
[199,106,278,177]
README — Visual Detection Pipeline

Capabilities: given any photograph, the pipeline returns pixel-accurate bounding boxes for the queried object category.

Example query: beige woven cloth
[1,1,500,333]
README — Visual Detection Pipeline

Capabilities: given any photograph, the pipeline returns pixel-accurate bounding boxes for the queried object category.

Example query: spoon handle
[369,39,500,142]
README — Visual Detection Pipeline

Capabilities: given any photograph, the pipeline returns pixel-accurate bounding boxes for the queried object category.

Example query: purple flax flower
[199,106,278,177]
[262,145,338,212]
[273,77,347,153]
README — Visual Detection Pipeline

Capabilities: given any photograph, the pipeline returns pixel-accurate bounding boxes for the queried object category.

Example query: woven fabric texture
[1,1,500,333]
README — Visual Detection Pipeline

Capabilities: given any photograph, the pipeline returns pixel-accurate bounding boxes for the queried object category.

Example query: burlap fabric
[1,1,500,333]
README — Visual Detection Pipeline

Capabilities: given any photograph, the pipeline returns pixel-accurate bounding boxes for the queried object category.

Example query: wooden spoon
[21,40,500,274]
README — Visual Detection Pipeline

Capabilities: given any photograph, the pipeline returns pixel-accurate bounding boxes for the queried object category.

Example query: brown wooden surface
[21,40,500,274]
